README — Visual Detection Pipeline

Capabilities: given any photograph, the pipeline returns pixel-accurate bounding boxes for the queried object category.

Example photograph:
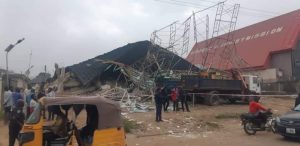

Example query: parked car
[275,104,300,138]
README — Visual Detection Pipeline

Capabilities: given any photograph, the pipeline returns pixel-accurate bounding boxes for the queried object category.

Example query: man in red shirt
[171,88,178,111]
[249,97,267,114]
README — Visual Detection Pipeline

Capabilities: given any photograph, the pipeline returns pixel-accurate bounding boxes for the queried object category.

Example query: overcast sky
[0,0,299,78]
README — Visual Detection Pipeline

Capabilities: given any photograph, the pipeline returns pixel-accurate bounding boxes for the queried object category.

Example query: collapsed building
[50,40,199,96]
[31,72,51,92]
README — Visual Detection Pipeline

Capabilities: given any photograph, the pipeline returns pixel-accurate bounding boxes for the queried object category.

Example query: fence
[188,93,297,107]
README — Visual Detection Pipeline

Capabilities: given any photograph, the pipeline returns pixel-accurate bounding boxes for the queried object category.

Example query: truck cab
[242,75,261,94]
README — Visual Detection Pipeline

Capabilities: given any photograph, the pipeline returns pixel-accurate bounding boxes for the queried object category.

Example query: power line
[154,0,204,8]
[153,0,281,17]
[168,0,216,6]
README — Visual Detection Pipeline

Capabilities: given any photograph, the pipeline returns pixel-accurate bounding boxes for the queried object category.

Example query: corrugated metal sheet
[187,9,300,69]
[66,41,199,85]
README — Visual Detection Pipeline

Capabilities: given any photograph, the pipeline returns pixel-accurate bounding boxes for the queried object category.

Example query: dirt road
[126,97,300,146]
[126,120,300,146]
[0,121,9,146]
[0,97,299,146]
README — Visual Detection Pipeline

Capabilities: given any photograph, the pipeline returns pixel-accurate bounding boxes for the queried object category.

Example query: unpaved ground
[0,97,299,146]
[126,97,300,146]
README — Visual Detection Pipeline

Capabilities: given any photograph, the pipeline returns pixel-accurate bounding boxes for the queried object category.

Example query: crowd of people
[155,86,190,122]
[3,86,57,146]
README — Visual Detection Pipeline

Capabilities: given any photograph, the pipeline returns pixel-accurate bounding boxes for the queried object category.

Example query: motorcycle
[240,109,276,135]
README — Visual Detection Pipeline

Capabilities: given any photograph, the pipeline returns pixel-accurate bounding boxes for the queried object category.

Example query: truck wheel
[205,91,220,106]
[229,99,236,104]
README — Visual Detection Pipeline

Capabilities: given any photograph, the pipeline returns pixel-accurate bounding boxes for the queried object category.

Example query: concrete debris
[46,41,199,98]
[137,121,144,124]
[121,113,128,116]
[98,87,153,113]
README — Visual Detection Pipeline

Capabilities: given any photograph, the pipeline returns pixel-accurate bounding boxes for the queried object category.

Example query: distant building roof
[9,73,30,81]
[31,72,51,84]
[0,69,28,81]
[0,69,14,76]
[187,9,300,70]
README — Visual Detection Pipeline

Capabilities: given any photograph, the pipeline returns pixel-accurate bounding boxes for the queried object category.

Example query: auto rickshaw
[19,96,126,146]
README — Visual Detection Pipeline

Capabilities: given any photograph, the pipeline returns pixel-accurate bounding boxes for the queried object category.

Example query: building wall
[270,51,293,80]
[292,39,300,80]
[244,68,277,83]
[243,67,300,93]
[261,80,298,94]
[243,50,295,83]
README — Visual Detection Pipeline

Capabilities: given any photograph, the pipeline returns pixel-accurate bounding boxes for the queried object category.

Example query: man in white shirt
[46,87,56,120]
[3,87,13,124]
[29,97,38,113]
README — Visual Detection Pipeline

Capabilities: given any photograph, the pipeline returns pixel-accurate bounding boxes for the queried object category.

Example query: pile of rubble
[98,87,154,112]
[44,40,199,111]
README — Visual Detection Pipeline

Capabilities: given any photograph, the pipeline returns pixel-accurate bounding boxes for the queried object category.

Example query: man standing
[47,87,56,120]
[3,87,13,124]
[25,88,34,119]
[12,88,23,108]
[28,89,36,117]
[179,88,190,112]
[9,99,25,146]
[171,88,178,111]
[161,87,170,112]
[155,87,163,122]
[37,90,46,119]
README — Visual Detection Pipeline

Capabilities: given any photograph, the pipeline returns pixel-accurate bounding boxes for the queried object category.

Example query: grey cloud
[0,0,299,77]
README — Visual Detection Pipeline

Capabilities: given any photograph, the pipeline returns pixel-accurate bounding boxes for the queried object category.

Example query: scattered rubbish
[168,130,174,134]
[121,113,128,116]
[137,121,144,124]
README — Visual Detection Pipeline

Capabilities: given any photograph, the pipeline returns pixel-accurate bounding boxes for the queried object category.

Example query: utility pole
[4,38,25,88]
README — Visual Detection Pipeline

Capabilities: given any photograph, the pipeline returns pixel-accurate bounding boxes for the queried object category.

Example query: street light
[4,38,25,88]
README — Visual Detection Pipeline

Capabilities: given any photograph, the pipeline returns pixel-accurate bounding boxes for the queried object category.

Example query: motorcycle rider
[249,96,267,114]
[249,96,269,128]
